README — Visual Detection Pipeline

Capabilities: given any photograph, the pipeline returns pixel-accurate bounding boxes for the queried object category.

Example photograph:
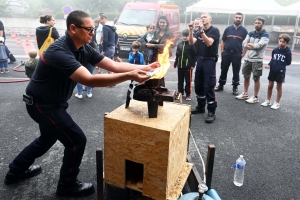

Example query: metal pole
[205,145,215,190]
[292,15,299,51]
[96,148,104,200]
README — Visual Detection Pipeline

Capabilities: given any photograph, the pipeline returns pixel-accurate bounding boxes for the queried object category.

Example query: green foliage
[274,0,300,6]
[0,0,12,17]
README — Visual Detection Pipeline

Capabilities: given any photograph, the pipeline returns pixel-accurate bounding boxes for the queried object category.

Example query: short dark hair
[279,33,291,43]
[100,14,107,19]
[255,16,265,24]
[66,10,90,31]
[98,12,104,16]
[182,29,189,37]
[235,12,243,17]
[132,41,141,49]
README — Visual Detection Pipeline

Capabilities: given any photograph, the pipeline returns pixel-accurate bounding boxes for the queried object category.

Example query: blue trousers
[9,102,86,183]
[218,54,242,86]
[194,57,217,112]
[77,63,95,95]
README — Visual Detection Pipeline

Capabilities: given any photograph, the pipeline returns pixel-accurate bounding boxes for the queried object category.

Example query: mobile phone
[23,94,33,105]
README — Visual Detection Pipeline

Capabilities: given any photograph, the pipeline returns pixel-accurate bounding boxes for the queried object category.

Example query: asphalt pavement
[0,38,300,200]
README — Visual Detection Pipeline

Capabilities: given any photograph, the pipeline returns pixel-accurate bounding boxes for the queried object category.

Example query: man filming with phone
[188,13,220,123]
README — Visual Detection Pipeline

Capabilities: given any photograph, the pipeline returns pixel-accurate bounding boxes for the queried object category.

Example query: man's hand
[246,43,254,49]
[130,69,152,83]
[188,21,194,31]
[265,65,270,69]
[143,62,160,71]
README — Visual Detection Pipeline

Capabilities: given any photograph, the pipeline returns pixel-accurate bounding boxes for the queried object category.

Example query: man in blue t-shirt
[4,10,159,197]
[214,12,248,95]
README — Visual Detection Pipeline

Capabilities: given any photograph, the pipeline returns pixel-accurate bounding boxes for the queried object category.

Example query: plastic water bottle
[233,155,246,186]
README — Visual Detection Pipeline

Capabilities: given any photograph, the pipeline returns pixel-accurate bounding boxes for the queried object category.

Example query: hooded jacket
[36,26,59,49]
[102,24,118,52]
[268,46,292,72]
[242,29,269,62]
[174,41,197,68]
[0,44,9,61]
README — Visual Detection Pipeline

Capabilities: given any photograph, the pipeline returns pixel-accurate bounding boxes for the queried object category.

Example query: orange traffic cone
[11,27,16,40]
[17,36,22,44]
[25,38,30,46]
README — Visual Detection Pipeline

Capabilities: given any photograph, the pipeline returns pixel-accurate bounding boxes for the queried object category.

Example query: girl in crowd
[36,15,60,49]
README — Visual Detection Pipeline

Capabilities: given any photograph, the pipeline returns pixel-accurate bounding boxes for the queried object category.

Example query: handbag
[38,27,54,56]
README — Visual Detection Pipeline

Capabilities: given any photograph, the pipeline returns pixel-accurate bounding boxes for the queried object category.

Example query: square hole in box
[125,160,144,191]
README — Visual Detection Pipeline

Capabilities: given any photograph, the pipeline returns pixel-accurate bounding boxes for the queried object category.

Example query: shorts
[242,61,263,81]
[104,46,115,60]
[268,70,285,83]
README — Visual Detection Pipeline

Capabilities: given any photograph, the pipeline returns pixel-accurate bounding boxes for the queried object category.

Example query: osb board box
[104,100,191,199]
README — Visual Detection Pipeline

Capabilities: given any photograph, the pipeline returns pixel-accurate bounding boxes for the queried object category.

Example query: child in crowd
[174,29,197,101]
[0,37,10,73]
[128,41,144,65]
[143,24,159,64]
[25,49,39,78]
[261,33,292,109]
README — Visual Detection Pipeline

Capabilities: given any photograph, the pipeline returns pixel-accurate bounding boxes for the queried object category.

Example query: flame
[151,39,173,79]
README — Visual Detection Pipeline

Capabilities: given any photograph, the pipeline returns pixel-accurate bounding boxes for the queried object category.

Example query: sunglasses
[74,24,96,34]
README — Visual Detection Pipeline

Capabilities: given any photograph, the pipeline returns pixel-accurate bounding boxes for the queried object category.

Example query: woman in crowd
[145,15,173,87]
[36,15,60,49]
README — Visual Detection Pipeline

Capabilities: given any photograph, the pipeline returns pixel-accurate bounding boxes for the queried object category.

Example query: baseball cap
[0,37,4,42]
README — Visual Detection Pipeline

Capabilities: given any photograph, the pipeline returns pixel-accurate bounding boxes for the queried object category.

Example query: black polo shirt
[26,33,104,103]
[222,25,248,56]
[195,25,220,57]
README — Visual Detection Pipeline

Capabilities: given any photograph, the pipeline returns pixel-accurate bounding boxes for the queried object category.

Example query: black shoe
[205,112,216,123]
[191,106,205,114]
[232,86,238,95]
[56,179,95,197]
[4,165,42,184]
[214,84,223,91]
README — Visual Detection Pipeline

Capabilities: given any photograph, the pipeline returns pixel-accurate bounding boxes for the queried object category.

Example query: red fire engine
[115,0,180,55]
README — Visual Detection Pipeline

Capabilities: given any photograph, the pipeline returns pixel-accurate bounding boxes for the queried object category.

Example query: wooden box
[104,100,192,199]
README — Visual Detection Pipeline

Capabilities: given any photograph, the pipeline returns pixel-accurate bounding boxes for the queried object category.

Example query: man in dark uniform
[188,13,220,123]
[214,12,248,95]
[4,10,158,197]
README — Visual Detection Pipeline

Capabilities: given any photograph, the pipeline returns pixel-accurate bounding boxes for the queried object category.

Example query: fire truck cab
[115,0,180,55]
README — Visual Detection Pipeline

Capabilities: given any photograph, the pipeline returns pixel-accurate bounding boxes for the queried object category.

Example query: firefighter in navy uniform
[188,13,220,123]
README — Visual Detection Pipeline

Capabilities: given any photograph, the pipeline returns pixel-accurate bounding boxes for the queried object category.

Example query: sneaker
[271,102,280,109]
[236,92,249,100]
[4,69,9,73]
[261,100,272,107]
[214,84,223,91]
[232,86,238,95]
[205,112,216,123]
[246,96,259,104]
[87,93,92,98]
[75,93,83,99]
[0,69,3,73]
[185,95,191,101]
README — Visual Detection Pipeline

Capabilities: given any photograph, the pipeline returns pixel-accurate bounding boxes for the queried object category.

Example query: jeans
[76,63,95,95]
[104,46,115,60]
[0,60,8,68]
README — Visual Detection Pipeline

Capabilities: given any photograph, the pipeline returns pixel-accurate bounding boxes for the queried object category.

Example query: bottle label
[232,163,246,169]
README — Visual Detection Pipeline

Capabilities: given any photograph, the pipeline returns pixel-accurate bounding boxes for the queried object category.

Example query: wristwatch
[200,30,205,34]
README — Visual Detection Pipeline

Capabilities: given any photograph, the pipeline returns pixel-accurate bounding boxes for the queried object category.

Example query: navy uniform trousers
[218,53,242,86]
[9,101,86,183]
[194,57,217,112]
